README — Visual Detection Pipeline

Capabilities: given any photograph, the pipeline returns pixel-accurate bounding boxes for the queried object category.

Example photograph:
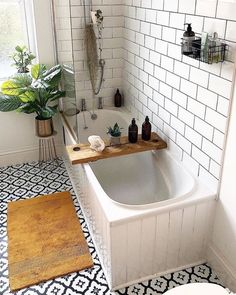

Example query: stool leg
[45,139,49,162]
[38,135,59,169]
[47,139,52,162]
[52,137,59,166]
[43,139,47,162]
[39,139,42,167]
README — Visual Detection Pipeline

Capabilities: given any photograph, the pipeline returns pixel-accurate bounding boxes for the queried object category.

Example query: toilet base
[163,283,228,295]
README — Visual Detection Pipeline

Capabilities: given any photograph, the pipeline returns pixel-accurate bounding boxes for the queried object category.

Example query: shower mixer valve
[98,97,103,109]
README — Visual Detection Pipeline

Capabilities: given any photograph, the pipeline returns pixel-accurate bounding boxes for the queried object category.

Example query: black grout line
[124,65,226,142]
[58,1,235,182]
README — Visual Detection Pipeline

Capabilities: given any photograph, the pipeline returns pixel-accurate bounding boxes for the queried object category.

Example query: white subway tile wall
[123,0,236,192]
[55,0,236,192]
[54,0,124,108]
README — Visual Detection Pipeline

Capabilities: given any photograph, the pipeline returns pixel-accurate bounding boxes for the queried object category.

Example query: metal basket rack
[181,37,228,64]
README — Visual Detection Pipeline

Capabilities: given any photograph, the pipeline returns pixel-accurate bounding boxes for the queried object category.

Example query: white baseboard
[207,244,236,292]
[0,145,63,167]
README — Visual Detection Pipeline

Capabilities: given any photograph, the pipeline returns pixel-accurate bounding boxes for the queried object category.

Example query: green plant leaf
[18,103,37,114]
[31,64,46,80]
[12,73,32,88]
[46,105,58,116]
[0,94,22,111]
[42,65,62,87]
[0,60,64,118]
[32,80,50,90]
[15,45,23,53]
[31,64,40,79]
[29,54,36,59]
[19,91,36,103]
[36,87,50,106]
[41,108,54,119]
[48,90,66,102]
[107,122,122,137]
[1,80,21,96]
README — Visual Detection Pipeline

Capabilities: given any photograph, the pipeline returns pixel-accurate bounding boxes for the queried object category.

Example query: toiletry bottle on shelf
[114,89,122,107]
[182,23,195,56]
[192,38,201,59]
[142,116,151,141]
[201,32,209,63]
[128,118,138,143]
[208,32,221,63]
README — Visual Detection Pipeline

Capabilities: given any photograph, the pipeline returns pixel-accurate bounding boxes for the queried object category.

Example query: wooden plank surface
[67,132,167,165]
[8,192,93,291]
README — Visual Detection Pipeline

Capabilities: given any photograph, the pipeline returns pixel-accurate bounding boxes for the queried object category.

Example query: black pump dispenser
[185,23,194,34]
[128,118,138,143]
[142,116,151,141]
[182,23,195,56]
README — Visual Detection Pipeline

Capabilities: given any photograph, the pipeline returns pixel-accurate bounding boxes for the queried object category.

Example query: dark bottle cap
[184,23,195,37]
[132,118,136,125]
[145,116,149,122]
[186,23,192,32]
[116,89,120,93]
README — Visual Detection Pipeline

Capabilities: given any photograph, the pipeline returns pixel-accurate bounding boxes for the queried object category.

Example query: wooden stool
[37,131,59,168]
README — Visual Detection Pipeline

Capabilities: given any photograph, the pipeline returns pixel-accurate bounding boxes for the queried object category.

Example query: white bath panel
[126,220,142,283]
[140,216,156,278]
[153,213,169,274]
[102,215,111,276]
[110,223,127,287]
[166,209,183,269]
[73,162,217,289]
[203,201,217,255]
[178,205,196,266]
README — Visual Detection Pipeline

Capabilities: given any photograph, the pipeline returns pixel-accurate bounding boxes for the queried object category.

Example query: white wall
[0,0,62,167]
[120,1,236,287]
[122,0,236,193]
[53,0,124,110]
[207,65,236,291]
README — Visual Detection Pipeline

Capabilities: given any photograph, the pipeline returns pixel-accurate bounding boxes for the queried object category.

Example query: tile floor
[0,160,224,295]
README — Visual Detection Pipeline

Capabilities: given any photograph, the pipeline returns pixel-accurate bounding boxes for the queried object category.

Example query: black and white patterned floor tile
[0,160,224,295]
[115,264,224,295]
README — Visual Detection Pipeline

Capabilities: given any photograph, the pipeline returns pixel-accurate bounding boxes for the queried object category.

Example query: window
[0,0,35,79]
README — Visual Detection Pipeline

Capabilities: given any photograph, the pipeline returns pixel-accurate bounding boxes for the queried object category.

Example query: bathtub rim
[70,106,216,225]
[79,149,216,225]
[77,106,142,142]
[89,150,196,208]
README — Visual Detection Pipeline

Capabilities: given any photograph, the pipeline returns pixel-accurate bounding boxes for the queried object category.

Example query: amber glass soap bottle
[142,116,151,141]
[114,89,122,107]
[128,118,138,143]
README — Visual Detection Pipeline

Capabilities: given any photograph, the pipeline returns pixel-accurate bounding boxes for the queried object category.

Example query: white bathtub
[65,107,217,290]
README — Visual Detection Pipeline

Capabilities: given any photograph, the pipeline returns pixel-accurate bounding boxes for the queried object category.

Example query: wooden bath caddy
[67,132,167,165]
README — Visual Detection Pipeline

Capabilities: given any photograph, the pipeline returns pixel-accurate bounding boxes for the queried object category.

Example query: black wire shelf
[181,37,229,64]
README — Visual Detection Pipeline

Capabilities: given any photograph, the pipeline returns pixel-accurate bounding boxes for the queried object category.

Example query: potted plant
[107,122,122,145]
[10,46,36,73]
[0,63,65,137]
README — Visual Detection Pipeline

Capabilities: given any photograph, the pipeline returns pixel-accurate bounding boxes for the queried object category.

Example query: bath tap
[81,98,87,112]
[98,97,103,109]
[80,98,98,120]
